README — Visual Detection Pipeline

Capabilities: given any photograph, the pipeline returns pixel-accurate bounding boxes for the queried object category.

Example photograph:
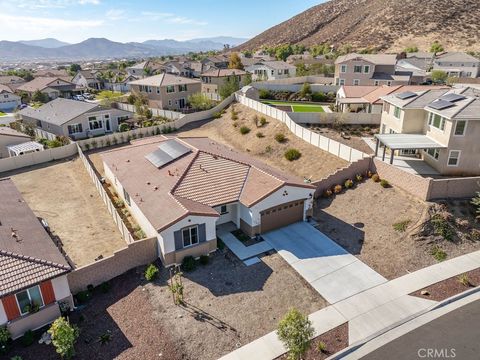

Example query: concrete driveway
[262,222,387,303]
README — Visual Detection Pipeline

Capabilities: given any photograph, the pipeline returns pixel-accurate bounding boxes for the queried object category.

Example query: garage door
[260,200,304,234]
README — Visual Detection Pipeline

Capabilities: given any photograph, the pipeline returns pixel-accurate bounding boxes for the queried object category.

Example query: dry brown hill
[238,0,480,52]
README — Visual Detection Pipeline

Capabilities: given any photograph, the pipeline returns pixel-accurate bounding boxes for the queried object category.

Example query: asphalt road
[361,299,480,360]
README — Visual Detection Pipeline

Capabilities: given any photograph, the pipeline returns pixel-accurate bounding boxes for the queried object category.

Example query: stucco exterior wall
[0,134,31,158]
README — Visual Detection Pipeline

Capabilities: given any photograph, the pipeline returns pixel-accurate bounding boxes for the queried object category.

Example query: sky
[0,0,323,43]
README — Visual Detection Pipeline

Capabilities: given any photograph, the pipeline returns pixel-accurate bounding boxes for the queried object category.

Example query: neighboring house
[0,84,21,111]
[201,56,229,70]
[126,60,163,78]
[336,85,449,113]
[33,69,69,78]
[245,61,297,81]
[286,53,313,64]
[334,53,410,86]
[0,178,73,340]
[0,127,31,158]
[201,69,248,99]
[395,58,429,84]
[104,74,136,93]
[0,75,26,91]
[19,98,133,140]
[71,70,102,90]
[16,77,79,100]
[102,136,315,266]
[129,73,202,110]
[377,87,480,175]
[433,52,480,78]
[163,61,193,78]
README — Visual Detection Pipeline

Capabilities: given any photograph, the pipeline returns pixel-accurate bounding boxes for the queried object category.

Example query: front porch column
[390,148,395,164]
[375,138,380,157]
[382,144,387,161]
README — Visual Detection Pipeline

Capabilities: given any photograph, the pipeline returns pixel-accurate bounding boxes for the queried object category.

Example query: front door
[178,98,186,109]
[105,119,111,132]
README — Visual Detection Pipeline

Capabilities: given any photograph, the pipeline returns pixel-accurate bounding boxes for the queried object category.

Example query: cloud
[140,11,207,26]
[11,0,99,9]
[106,9,126,20]
[0,13,103,36]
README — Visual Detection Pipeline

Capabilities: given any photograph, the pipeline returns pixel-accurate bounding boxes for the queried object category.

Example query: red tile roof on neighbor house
[0,179,71,297]
[101,136,314,232]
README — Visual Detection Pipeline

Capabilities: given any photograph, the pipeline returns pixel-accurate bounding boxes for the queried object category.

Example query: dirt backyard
[7,251,326,360]
[3,158,125,267]
[179,103,348,181]
[315,179,480,279]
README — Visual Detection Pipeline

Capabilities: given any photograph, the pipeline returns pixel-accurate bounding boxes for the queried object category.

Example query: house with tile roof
[0,179,73,339]
[376,86,480,175]
[201,68,248,100]
[0,84,21,111]
[129,73,202,110]
[433,52,480,78]
[245,61,297,81]
[101,136,315,266]
[0,75,26,91]
[334,53,411,86]
[71,70,102,90]
[19,98,133,140]
[15,77,80,101]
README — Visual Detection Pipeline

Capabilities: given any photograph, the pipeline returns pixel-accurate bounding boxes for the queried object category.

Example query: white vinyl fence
[77,144,135,244]
[235,93,368,163]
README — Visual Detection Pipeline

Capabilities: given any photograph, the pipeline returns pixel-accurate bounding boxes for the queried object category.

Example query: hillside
[237,0,480,52]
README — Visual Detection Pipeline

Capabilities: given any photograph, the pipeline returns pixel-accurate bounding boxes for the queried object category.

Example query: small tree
[277,308,314,360]
[430,41,444,54]
[218,76,240,99]
[187,93,214,111]
[299,82,312,99]
[48,317,79,359]
[431,70,448,84]
[472,192,480,219]
[228,52,244,70]
[32,90,48,103]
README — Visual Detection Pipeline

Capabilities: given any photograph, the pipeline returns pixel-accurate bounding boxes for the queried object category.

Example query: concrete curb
[328,288,480,359]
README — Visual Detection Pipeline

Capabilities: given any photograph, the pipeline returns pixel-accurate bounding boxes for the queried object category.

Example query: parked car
[18,104,27,110]
[83,93,94,100]
[73,95,85,101]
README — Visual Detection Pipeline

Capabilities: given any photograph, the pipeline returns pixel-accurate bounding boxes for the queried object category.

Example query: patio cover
[374,134,446,150]
[7,141,44,156]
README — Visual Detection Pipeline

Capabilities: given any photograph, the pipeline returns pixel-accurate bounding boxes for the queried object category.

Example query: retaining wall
[67,236,158,294]
[289,112,381,125]
[428,177,480,200]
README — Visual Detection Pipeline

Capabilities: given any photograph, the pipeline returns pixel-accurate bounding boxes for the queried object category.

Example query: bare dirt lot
[8,251,326,360]
[3,158,125,267]
[179,103,348,181]
[315,179,480,279]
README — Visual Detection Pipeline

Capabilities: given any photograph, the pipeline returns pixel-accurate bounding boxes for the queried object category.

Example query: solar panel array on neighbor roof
[395,91,417,100]
[427,99,456,110]
[145,139,191,168]
[439,93,466,103]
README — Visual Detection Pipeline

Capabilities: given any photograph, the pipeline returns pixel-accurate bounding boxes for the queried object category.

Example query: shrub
[458,273,471,287]
[99,331,112,345]
[344,179,354,189]
[199,255,209,265]
[284,148,301,161]
[0,326,11,354]
[380,179,390,188]
[393,220,411,232]
[259,89,271,99]
[470,229,480,241]
[317,341,327,353]
[333,184,342,194]
[119,123,130,132]
[367,170,373,178]
[21,330,34,347]
[100,281,111,293]
[239,126,251,135]
[431,214,454,241]
[256,132,265,138]
[75,290,90,304]
[323,189,333,198]
[275,133,287,143]
[265,145,273,153]
[260,117,267,126]
[213,112,222,119]
[144,264,159,281]
[182,256,197,272]
[48,317,79,360]
[372,174,380,182]
[277,308,314,360]
[431,246,447,262]
[355,174,363,182]
[471,192,480,219]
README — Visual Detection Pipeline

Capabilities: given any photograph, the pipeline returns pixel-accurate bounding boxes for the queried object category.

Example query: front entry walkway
[262,222,387,303]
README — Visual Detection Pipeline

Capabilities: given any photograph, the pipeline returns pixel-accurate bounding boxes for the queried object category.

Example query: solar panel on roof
[439,93,466,103]
[395,91,417,100]
[427,99,455,110]
[145,140,192,168]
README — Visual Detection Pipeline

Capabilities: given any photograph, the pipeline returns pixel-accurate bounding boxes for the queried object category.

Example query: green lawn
[261,100,325,113]
[0,111,6,116]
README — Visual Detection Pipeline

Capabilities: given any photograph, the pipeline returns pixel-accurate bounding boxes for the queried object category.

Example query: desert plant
[431,214,454,241]
[256,132,265,138]
[213,112,222,119]
[471,192,480,219]
[277,308,314,360]
[260,117,267,126]
[284,148,301,161]
[470,229,480,241]
[181,256,197,272]
[371,174,380,182]
[48,317,79,360]
[99,331,112,345]
[458,273,471,287]
[265,145,273,153]
[344,179,354,189]
[317,341,327,353]
[21,330,34,347]
[333,184,342,194]
[145,263,159,281]
[431,246,447,262]
[324,189,333,197]
[380,179,390,188]
[355,174,363,182]
[239,126,251,135]
[275,133,287,143]
[199,255,209,265]
[0,326,11,354]
[393,220,411,232]
[169,271,184,305]
[84,143,90,151]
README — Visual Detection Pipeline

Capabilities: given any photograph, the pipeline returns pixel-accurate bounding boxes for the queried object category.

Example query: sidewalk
[220,250,480,360]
